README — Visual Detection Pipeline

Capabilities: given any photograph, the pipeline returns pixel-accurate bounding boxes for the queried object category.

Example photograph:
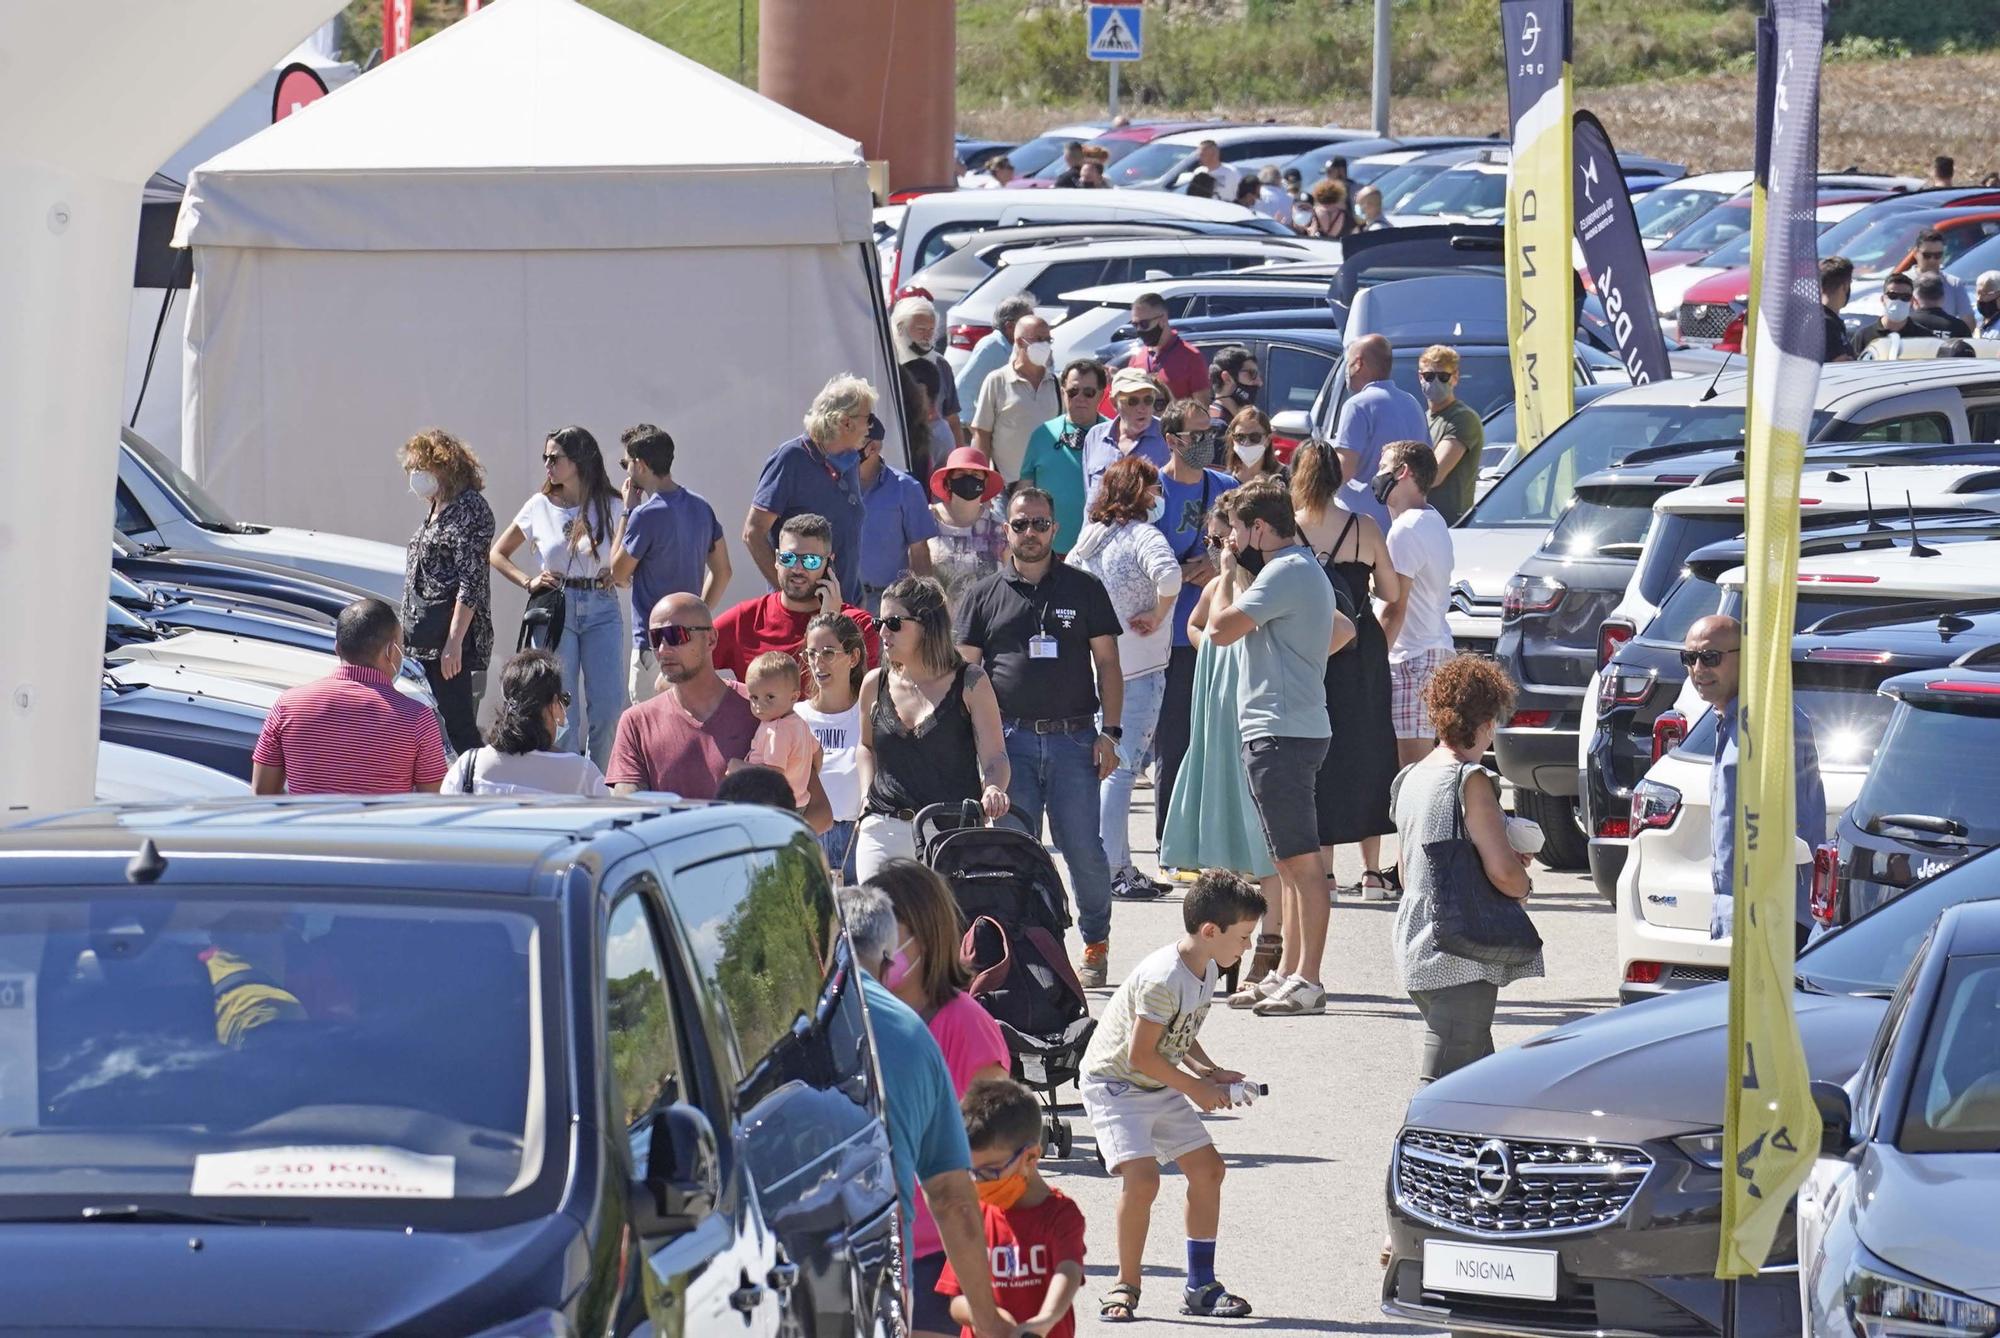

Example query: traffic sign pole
[1109,61,1119,118]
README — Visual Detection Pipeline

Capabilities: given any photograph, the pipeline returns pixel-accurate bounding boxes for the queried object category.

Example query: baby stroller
[914,802,1097,1158]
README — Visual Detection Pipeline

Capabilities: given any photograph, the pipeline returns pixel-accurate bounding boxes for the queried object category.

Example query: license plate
[1422,1239,1560,1301]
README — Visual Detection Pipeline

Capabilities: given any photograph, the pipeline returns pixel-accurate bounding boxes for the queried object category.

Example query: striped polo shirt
[252,665,448,795]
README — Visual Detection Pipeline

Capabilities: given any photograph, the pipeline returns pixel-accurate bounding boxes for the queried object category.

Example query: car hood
[0,1215,580,1332]
[1681,265,1753,306]
[1410,984,1884,1132]
[1651,263,1725,314]
[105,659,287,710]
[1860,1146,2000,1299]
[1449,525,1545,600]
[108,630,332,691]
[96,741,249,801]
[203,528,406,603]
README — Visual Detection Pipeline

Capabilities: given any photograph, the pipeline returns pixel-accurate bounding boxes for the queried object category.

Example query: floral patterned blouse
[403,487,496,670]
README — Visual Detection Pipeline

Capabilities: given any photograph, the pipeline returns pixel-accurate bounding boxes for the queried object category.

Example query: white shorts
[629,644,663,705]
[854,813,916,881]
[1081,1078,1212,1169]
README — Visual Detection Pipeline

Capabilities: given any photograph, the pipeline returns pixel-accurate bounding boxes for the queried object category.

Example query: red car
[1015,120,1235,188]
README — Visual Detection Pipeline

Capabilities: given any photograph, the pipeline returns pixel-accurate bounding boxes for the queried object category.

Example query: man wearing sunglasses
[1081,366,1172,510]
[1119,292,1208,402]
[1684,614,1825,949]
[1909,226,1974,326]
[1018,358,1108,552]
[712,513,879,684]
[608,592,835,832]
[1418,344,1482,526]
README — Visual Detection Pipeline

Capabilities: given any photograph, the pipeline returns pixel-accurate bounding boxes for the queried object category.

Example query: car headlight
[1847,1244,2000,1338]
[1671,1131,1726,1170]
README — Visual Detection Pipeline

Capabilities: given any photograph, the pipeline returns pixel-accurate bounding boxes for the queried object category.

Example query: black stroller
[914,802,1096,1158]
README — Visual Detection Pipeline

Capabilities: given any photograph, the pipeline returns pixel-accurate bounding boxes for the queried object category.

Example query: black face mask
[1229,383,1259,407]
[1235,542,1267,575]
[948,474,988,501]
[1981,298,2000,320]
[1371,471,1400,507]
[1136,324,1167,348]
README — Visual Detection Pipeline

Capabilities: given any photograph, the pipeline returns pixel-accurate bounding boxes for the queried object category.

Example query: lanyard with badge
[1027,582,1060,660]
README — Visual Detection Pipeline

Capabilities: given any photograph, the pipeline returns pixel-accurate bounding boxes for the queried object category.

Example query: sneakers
[1080,942,1110,989]
[1110,866,1168,900]
[1228,970,1288,1010]
[1252,976,1327,1016]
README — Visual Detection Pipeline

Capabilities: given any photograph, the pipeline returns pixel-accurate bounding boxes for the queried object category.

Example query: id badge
[1029,634,1059,660]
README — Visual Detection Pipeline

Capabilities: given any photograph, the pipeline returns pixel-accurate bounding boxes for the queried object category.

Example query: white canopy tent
[175,0,902,638]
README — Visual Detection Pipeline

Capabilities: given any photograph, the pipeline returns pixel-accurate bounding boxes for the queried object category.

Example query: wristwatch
[1100,726,1124,741]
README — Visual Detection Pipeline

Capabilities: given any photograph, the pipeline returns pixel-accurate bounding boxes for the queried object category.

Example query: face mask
[1233,441,1268,466]
[1372,471,1400,506]
[1136,323,1166,348]
[1980,298,1998,319]
[1023,340,1053,368]
[1146,494,1167,525]
[949,474,988,501]
[408,469,438,499]
[1421,377,1451,405]
[975,1170,1029,1211]
[1235,541,1267,575]
[1175,430,1214,469]
[1884,298,1912,322]
[1229,383,1259,407]
[882,937,918,990]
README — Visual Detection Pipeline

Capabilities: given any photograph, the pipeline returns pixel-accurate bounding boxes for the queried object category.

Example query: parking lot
[1043,792,1615,1334]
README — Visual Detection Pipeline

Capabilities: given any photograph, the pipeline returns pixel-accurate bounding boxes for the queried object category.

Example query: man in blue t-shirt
[612,424,728,704]
[856,431,939,617]
[837,886,1011,1338]
[744,376,877,606]
[1331,333,1429,527]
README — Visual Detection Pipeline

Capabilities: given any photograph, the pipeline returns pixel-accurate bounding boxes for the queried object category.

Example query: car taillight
[1508,709,1552,728]
[1925,679,2000,695]
[1716,311,1746,354]
[1502,573,1566,621]
[1597,618,1636,671]
[948,322,993,352]
[1624,961,1664,985]
[1798,573,1879,584]
[1810,842,1840,926]
[1651,709,1689,762]
[1597,816,1631,839]
[1273,433,1302,465]
[1631,777,1682,832]
[1599,671,1653,713]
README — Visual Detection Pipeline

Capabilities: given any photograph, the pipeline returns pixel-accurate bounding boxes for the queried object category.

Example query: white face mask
[1022,340,1053,368]
[409,469,439,499]
[1884,298,1913,322]
[1233,441,1268,466]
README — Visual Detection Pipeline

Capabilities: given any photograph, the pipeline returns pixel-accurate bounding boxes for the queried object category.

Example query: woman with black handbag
[399,429,494,754]
[1388,653,1543,1083]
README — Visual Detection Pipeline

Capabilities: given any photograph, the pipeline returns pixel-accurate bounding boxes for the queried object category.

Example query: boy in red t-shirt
[938,1078,1086,1338]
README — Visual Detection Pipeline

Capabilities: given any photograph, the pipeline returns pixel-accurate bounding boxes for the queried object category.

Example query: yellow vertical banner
[1718,0,1824,1282]
[1500,0,1574,455]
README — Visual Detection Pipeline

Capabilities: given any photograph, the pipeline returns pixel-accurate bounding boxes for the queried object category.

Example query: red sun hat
[929,446,1005,503]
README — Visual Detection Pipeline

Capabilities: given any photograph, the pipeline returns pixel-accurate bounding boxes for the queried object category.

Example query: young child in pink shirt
[738,652,821,807]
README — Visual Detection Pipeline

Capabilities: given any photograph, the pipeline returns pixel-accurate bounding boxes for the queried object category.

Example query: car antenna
[1906,491,1940,558]
[125,838,167,885]
[1698,349,1734,402]
[1863,471,1889,531]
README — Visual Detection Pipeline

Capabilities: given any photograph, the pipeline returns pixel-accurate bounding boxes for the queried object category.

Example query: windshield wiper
[1794,972,1831,995]
[1866,812,1969,841]
[77,1204,306,1225]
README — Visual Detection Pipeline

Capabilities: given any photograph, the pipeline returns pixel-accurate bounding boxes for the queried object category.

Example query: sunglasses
[969,1143,1035,1183]
[1205,534,1228,549]
[541,453,563,467]
[556,690,573,707]
[1232,433,1269,446]
[776,552,828,571]
[802,645,847,660]
[1131,316,1164,332]
[649,623,712,649]
[1065,385,1100,399]
[1419,370,1452,383]
[1009,516,1054,534]
[1118,395,1157,410]
[1919,250,1945,261]
[878,615,910,633]
[1678,647,1738,668]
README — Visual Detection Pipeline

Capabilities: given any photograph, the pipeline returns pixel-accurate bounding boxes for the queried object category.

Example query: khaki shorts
[1081,1077,1212,1169]
[629,644,663,705]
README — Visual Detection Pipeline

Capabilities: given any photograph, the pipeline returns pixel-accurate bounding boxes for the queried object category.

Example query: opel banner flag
[1571,112,1670,384]
[1500,0,1574,453]
[1718,0,1825,1283]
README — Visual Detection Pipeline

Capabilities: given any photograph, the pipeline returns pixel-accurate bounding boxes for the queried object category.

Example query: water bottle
[1226,1081,1268,1107]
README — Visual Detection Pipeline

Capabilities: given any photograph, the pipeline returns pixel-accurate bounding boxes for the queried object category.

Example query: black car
[1381,844,2000,1337]
[1583,512,2000,897]
[112,530,375,623]
[0,798,899,1335]
[1833,653,2000,931]
[99,666,270,778]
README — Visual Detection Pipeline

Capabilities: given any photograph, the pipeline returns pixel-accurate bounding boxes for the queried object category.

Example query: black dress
[864,663,983,818]
[1314,512,1398,844]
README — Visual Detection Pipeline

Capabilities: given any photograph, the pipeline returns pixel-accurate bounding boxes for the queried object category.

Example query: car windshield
[1636,187,1730,242]
[1108,141,1197,187]
[1903,953,2000,1153]
[1004,135,1072,178]
[1794,674,1900,771]
[1657,204,1751,256]
[1544,488,1659,558]
[1700,231,1756,269]
[1397,167,1507,220]
[1816,213,1933,276]
[1465,405,1749,529]
[123,434,241,533]
[0,892,556,1224]
[1372,160,1454,213]
[1030,135,1148,180]
[1852,699,2000,846]
[1642,575,1724,643]
[1800,848,2000,996]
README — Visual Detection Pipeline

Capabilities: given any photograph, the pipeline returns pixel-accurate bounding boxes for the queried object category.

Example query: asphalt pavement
[1030,786,1617,1336]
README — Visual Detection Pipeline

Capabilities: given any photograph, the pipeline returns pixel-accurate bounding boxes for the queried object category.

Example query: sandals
[1182,1280,1253,1317]
[1243,933,1282,984]
[1100,1282,1141,1322]
[1361,866,1403,902]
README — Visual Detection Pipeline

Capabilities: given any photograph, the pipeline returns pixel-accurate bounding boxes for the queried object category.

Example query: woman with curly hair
[399,427,495,753]
[441,649,609,795]
[1389,654,1542,1082]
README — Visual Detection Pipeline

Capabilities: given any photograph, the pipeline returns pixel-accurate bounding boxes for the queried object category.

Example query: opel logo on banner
[1519,11,1542,56]
[1472,1139,1516,1204]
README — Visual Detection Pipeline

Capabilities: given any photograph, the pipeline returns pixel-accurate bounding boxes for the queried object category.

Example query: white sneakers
[1250,976,1327,1016]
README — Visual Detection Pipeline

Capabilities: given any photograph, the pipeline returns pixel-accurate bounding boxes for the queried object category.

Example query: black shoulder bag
[1426,763,1544,967]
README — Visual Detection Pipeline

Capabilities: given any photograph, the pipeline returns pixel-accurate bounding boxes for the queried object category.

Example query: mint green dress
[1159,636,1276,879]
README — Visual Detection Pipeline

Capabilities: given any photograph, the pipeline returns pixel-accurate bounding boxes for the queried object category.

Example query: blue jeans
[818,819,859,883]
[557,586,628,771]
[1002,725,1113,946]
[1099,669,1166,875]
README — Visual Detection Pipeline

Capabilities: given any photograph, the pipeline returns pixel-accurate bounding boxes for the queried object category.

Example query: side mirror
[1811,1079,1857,1159]
[1269,409,1313,440]
[631,1103,721,1237]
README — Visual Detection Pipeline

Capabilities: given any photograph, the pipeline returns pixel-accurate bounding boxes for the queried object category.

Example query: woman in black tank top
[855,576,1011,879]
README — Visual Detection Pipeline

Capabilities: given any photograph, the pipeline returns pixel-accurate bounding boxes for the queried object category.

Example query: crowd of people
[1819,231,2000,360]
[242,291,1553,1331]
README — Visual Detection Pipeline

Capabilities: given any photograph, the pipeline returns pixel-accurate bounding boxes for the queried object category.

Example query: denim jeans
[1002,725,1112,946]
[818,818,859,883]
[556,586,628,771]
[1099,669,1166,875]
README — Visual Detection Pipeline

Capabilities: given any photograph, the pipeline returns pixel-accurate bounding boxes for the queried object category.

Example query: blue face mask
[1146,494,1167,525]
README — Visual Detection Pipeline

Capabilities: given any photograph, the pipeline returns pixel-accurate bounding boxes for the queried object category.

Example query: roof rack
[1801,593,2000,636]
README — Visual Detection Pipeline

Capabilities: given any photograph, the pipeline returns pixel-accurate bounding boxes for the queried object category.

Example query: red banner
[383,0,412,59]
[271,63,329,122]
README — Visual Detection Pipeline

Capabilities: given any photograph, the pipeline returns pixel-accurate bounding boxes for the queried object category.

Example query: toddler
[739,651,821,807]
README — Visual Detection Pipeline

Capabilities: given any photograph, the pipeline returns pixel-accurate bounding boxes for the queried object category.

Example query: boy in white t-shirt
[1374,439,1457,766]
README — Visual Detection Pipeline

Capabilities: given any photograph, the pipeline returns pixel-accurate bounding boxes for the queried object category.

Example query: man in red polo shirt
[1124,292,1210,402]
[609,591,834,834]
[711,513,880,681]
[251,598,449,796]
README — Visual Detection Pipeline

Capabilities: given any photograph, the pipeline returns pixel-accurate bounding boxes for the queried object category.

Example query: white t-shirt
[1081,941,1217,1090]
[442,747,610,796]
[795,700,862,822]
[513,493,625,581]
[1386,506,1457,663]
[1196,161,1242,200]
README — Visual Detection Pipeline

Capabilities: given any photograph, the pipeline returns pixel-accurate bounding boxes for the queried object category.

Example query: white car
[1047,275,1332,369]
[1634,171,1753,249]
[117,428,407,604]
[1106,126,1365,192]
[97,741,249,802]
[1385,152,1509,227]
[872,204,906,290]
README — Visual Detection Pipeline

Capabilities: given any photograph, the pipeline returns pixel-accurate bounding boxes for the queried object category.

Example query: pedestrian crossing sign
[1087,4,1143,61]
